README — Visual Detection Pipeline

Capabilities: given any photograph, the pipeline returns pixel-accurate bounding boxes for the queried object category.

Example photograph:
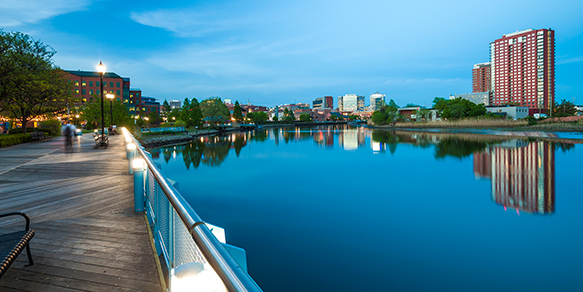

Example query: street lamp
[97,61,106,146]
[106,93,114,126]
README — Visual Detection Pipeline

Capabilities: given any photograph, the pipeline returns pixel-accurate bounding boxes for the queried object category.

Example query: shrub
[525,116,537,126]
[41,119,61,136]
[174,120,187,128]
[9,127,52,135]
[0,133,32,147]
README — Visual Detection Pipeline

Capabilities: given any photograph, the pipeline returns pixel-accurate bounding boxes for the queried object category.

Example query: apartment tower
[472,62,491,93]
[489,28,555,110]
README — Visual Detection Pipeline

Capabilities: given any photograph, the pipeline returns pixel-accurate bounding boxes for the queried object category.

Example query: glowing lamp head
[126,142,136,151]
[131,158,145,170]
[106,93,114,100]
[97,61,106,74]
[171,262,227,292]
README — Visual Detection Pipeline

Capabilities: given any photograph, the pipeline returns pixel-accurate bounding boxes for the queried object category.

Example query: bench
[38,132,51,142]
[0,212,35,279]
[30,132,41,143]
[93,133,109,148]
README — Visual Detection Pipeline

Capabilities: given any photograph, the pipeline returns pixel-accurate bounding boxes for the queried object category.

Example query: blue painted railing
[123,128,262,292]
[141,126,185,133]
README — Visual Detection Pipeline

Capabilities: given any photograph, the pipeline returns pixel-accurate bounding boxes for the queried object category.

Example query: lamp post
[106,93,114,126]
[97,61,106,146]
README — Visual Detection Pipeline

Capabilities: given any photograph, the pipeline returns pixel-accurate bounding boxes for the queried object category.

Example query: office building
[472,63,491,93]
[490,28,555,110]
[369,92,385,111]
[339,94,365,112]
[313,96,333,110]
[449,92,490,106]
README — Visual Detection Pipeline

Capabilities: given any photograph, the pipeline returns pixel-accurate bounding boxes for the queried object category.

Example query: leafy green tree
[299,113,312,122]
[554,99,577,117]
[180,98,191,123]
[233,101,244,122]
[147,111,162,127]
[179,98,203,128]
[433,97,486,120]
[161,100,171,120]
[272,115,279,122]
[282,108,295,122]
[0,30,73,133]
[387,99,399,108]
[248,111,268,124]
[169,108,181,123]
[80,99,133,129]
[200,97,230,128]
[405,103,420,108]
[348,114,359,121]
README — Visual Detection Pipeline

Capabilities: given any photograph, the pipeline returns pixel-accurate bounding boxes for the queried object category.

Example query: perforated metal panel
[173,211,207,266]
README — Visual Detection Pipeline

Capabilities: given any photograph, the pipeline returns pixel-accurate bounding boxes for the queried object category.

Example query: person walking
[60,121,77,153]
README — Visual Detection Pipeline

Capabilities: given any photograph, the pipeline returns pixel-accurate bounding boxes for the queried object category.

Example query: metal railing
[124,128,262,292]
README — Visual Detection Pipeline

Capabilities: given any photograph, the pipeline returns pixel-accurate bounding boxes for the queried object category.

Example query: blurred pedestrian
[60,120,77,153]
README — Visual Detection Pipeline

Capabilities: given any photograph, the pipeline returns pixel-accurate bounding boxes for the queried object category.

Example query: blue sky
[1,0,582,107]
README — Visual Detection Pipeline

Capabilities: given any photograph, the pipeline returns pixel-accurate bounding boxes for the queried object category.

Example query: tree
[554,99,577,117]
[433,97,486,120]
[273,115,279,122]
[248,111,268,124]
[299,113,312,122]
[233,101,244,122]
[161,100,171,120]
[405,103,420,108]
[180,97,203,128]
[387,99,399,109]
[200,97,230,128]
[282,108,295,122]
[80,99,132,129]
[0,30,73,133]
[147,111,162,127]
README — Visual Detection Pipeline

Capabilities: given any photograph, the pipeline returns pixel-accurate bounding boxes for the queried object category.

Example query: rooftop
[65,70,123,79]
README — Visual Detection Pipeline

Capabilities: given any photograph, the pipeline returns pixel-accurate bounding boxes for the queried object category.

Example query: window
[117,90,120,96]
[89,81,93,87]
[82,81,86,87]
[89,89,93,95]
[96,81,100,87]
[116,82,120,88]
[75,89,79,94]
[110,82,113,87]
[75,81,79,86]
[97,89,100,95]
[82,89,86,95]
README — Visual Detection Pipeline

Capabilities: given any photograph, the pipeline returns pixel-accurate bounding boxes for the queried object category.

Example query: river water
[150,125,583,292]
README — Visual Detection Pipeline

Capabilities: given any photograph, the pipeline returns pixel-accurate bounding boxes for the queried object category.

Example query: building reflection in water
[474,140,555,215]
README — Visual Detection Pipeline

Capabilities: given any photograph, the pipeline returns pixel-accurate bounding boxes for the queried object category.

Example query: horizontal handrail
[127,131,262,292]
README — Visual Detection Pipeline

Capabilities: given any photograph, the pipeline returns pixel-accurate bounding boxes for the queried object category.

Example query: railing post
[132,158,146,212]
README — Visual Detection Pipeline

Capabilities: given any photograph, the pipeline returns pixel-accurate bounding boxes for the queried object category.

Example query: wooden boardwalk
[0,134,163,292]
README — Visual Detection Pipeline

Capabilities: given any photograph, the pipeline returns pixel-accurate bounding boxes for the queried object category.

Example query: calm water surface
[150,125,583,292]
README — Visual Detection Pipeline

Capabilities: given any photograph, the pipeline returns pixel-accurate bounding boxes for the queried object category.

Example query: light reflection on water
[150,125,583,292]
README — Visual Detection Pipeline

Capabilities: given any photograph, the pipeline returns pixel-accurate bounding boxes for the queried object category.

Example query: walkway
[0,134,163,292]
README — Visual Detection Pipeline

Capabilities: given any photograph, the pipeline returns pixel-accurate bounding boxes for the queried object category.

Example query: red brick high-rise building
[489,28,555,110]
[472,62,491,93]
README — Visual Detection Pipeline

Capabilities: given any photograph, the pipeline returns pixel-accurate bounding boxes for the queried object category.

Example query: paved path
[0,134,163,292]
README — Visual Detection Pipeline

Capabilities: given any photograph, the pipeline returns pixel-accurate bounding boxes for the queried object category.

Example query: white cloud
[0,0,91,27]
[129,9,259,38]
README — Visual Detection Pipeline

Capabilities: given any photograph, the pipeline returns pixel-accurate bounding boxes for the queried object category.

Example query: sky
[1,0,583,107]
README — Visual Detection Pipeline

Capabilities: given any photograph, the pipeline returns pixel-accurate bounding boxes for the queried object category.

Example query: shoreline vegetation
[367,116,583,132]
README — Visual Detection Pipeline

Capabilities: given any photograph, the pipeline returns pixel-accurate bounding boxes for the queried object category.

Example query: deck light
[106,93,115,126]
[171,262,227,292]
[96,61,106,147]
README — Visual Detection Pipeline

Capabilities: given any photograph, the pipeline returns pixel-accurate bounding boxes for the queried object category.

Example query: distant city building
[369,91,385,111]
[490,28,555,110]
[449,92,490,106]
[472,62,491,93]
[224,99,232,105]
[169,100,181,109]
[339,94,365,112]
[313,96,333,110]
[485,105,529,120]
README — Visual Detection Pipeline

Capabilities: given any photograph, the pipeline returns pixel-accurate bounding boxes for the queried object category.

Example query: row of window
[74,81,121,88]
[74,89,121,96]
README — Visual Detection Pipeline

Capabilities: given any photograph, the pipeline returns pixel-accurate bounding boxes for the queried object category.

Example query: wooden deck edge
[144,212,168,292]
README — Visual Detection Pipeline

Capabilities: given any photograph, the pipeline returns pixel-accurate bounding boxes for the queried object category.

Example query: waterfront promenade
[0,134,162,291]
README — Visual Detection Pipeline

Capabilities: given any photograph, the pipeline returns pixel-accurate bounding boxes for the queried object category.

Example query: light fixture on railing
[171,262,227,292]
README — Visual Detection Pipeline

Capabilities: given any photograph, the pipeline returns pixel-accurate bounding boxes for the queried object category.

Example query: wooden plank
[0,135,163,292]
